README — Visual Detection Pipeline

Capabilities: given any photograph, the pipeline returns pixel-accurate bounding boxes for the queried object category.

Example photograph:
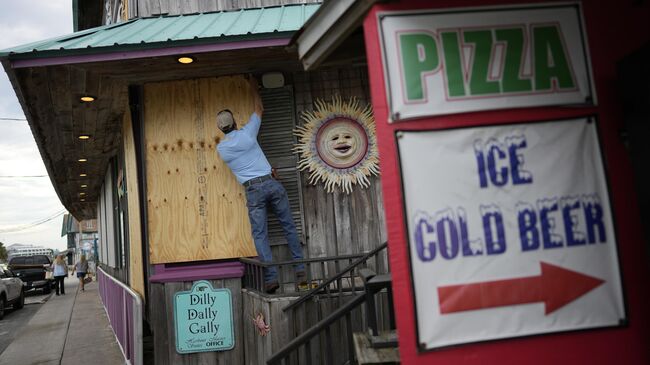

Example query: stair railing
[266,242,390,365]
[283,242,388,312]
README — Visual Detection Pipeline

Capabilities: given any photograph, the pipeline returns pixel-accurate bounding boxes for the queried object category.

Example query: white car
[0,267,24,319]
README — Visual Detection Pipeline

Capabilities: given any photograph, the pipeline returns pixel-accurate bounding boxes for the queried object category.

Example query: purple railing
[98,267,143,365]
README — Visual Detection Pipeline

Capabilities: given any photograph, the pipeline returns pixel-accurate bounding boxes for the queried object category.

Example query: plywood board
[123,106,146,299]
[144,75,257,264]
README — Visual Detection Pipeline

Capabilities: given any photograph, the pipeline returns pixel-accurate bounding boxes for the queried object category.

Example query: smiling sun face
[316,118,368,169]
[329,132,355,157]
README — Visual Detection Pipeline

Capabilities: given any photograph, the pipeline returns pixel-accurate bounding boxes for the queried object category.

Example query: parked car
[0,267,24,319]
[8,255,53,294]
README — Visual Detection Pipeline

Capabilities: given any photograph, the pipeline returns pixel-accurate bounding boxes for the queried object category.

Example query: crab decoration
[252,312,271,336]
[294,96,379,194]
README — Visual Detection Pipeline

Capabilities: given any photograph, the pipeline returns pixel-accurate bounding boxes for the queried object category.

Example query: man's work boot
[296,270,309,291]
[265,281,279,294]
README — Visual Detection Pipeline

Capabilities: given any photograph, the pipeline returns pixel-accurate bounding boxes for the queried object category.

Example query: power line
[0,209,67,234]
[0,175,48,178]
[0,117,27,121]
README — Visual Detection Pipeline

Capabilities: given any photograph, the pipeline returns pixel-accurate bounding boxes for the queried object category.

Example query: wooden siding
[270,66,389,274]
[132,0,321,18]
[242,290,297,365]
[242,289,390,364]
[123,107,146,299]
[150,279,244,364]
[144,66,389,364]
[144,75,257,264]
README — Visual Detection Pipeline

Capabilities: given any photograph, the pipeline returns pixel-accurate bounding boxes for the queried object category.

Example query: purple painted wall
[149,260,245,283]
[98,269,138,363]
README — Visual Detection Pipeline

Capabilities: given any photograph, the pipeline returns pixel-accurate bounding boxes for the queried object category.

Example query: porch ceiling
[1,5,319,220]
[2,44,303,221]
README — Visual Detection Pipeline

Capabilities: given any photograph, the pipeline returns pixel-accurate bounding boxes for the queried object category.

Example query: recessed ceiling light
[79,173,87,177]
[79,192,86,196]
[78,135,91,140]
[80,198,86,202]
[80,95,96,102]
[78,158,88,162]
[177,56,195,64]
[81,184,87,188]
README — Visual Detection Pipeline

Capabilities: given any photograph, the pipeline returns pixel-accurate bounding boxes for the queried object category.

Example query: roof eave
[3,32,295,69]
[0,59,81,220]
[294,0,379,71]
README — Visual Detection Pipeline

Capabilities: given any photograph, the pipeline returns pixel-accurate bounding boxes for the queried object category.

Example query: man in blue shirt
[217,77,305,293]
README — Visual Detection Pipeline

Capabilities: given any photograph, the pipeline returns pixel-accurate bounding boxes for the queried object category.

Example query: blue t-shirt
[217,113,271,184]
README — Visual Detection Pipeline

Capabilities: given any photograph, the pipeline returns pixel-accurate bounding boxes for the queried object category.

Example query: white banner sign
[397,118,625,350]
[380,5,594,121]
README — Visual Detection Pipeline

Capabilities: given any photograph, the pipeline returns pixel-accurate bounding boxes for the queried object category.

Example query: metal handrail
[239,252,366,267]
[283,241,388,312]
[241,253,367,295]
[98,267,143,365]
[268,272,394,365]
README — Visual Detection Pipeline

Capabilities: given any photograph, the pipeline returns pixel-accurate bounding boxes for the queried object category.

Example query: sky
[0,1,73,251]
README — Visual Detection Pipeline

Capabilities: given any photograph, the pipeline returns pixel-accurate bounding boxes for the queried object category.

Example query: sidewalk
[0,277,126,365]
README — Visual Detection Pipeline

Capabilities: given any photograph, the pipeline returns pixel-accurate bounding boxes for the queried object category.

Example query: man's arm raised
[250,76,264,118]
[241,76,264,137]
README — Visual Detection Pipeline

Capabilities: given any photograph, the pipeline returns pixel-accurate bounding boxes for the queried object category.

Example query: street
[0,288,52,355]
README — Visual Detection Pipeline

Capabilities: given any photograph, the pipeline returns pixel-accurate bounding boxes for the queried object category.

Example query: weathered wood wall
[150,279,244,364]
[270,66,389,274]
[132,0,321,18]
[143,67,388,364]
[122,106,146,299]
[242,289,369,365]
[144,76,257,264]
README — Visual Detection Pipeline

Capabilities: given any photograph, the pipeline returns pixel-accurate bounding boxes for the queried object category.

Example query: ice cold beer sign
[397,118,626,350]
[174,281,234,353]
[379,4,594,120]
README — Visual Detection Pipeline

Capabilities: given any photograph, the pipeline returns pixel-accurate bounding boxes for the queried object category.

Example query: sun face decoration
[294,97,379,194]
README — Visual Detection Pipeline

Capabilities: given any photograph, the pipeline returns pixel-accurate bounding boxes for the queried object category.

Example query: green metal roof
[1,4,320,57]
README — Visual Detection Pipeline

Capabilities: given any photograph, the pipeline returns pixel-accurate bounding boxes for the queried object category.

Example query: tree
[0,242,7,262]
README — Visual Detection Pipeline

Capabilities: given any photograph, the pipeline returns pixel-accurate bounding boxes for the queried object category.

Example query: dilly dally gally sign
[379,4,594,120]
[174,281,234,354]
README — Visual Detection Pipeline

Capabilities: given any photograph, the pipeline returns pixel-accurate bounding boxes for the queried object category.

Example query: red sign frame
[362,0,650,364]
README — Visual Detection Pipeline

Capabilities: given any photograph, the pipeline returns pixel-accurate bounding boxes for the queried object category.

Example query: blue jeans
[245,178,304,283]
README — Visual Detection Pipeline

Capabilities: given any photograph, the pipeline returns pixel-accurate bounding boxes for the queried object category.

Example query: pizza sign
[379,4,594,120]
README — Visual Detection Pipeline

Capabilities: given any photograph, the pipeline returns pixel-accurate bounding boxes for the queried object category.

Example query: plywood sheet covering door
[144,75,257,264]
[122,107,146,299]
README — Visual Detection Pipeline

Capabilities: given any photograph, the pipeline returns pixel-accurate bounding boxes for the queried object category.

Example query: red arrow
[438,262,605,315]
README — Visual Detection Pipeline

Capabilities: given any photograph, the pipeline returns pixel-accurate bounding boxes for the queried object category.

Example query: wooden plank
[180,0,199,14]
[123,103,147,300]
[164,282,186,364]
[150,283,170,365]
[242,290,272,365]
[242,289,254,365]
[293,66,389,272]
[138,0,161,16]
[353,332,400,365]
[144,76,257,264]
[269,297,291,354]
[333,191,353,257]
[197,0,218,12]
[220,278,244,364]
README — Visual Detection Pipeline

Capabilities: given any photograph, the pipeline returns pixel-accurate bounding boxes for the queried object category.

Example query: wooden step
[353,332,400,364]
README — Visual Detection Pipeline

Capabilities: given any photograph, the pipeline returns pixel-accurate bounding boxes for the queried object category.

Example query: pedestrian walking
[216,76,305,293]
[51,255,67,295]
[72,254,89,292]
